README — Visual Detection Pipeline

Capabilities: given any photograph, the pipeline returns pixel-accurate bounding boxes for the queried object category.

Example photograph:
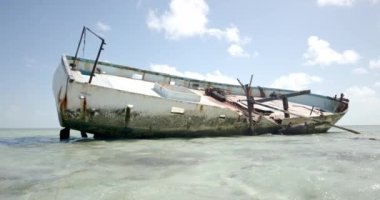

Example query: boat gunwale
[64,55,343,102]
[63,55,349,116]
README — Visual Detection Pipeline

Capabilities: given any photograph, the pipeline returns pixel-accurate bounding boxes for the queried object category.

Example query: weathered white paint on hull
[53,55,349,138]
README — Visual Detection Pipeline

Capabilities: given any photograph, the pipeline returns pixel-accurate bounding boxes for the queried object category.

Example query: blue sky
[0,0,379,128]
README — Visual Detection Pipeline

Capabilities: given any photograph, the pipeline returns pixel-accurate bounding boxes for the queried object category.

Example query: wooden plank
[282,97,290,118]
[256,90,311,103]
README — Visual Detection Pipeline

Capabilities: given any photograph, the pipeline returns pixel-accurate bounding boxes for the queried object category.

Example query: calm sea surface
[0,126,379,200]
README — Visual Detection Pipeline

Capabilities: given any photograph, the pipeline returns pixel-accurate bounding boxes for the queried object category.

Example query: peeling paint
[59,105,344,138]
[53,55,350,138]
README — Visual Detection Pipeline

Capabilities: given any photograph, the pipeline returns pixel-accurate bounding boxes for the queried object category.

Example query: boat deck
[75,72,234,107]
[72,70,332,119]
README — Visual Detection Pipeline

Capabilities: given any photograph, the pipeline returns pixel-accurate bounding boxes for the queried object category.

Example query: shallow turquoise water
[0,126,379,200]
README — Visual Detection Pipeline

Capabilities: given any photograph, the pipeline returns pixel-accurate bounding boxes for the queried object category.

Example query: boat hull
[53,55,348,138]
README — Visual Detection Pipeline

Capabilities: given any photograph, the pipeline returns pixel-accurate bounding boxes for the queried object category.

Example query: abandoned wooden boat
[53,27,355,139]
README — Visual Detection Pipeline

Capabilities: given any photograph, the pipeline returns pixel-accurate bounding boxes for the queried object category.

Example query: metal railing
[70,26,106,84]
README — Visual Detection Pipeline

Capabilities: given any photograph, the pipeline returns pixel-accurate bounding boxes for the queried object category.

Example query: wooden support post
[81,131,88,138]
[258,86,266,97]
[237,75,255,135]
[282,96,290,118]
[245,85,254,123]
[309,106,315,116]
[60,128,70,140]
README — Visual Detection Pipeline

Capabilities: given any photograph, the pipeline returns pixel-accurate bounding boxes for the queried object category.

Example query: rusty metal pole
[71,26,86,68]
[89,39,105,84]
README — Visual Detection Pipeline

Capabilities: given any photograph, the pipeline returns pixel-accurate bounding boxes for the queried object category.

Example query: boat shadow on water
[0,136,61,147]
[0,135,96,147]
[0,130,375,148]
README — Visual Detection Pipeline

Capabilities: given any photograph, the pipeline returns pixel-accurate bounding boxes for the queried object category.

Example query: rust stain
[125,107,131,124]
[57,86,62,104]
[60,93,68,111]
[80,96,87,121]
[336,102,348,113]
[57,86,68,112]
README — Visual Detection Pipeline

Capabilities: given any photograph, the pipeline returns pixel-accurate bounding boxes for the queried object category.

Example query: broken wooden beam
[282,96,290,118]
[256,90,311,103]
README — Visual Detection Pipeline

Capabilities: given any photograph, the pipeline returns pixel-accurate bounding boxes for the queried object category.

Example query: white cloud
[97,21,111,32]
[203,70,237,84]
[228,44,250,57]
[270,73,322,90]
[150,64,237,84]
[204,28,224,39]
[340,86,380,125]
[150,64,183,76]
[317,0,354,7]
[352,67,368,75]
[147,0,208,39]
[369,58,380,69]
[225,26,241,43]
[317,0,378,7]
[374,82,380,87]
[304,36,360,66]
[146,0,251,57]
[147,10,160,30]
[345,86,376,99]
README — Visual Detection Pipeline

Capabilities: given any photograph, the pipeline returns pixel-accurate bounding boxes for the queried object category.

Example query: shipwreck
[53,27,358,139]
